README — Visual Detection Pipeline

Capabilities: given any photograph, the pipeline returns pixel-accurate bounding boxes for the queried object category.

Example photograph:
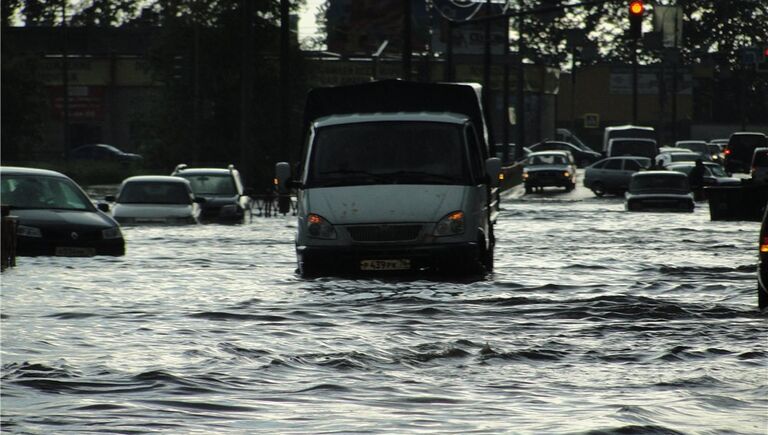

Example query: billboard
[325,0,430,55]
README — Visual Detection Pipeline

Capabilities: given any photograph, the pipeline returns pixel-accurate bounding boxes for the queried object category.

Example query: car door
[619,158,643,189]
[602,158,624,188]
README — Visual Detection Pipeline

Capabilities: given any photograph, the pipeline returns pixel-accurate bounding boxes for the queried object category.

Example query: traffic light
[629,1,644,40]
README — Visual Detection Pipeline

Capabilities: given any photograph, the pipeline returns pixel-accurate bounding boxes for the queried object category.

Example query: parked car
[674,140,712,160]
[583,156,651,197]
[555,128,595,153]
[724,132,768,173]
[751,147,768,183]
[527,140,602,167]
[625,171,694,212]
[666,162,741,187]
[706,143,724,164]
[110,176,203,225]
[655,150,701,168]
[0,166,125,256]
[70,144,143,164]
[522,150,577,193]
[759,207,768,310]
[606,138,659,160]
[171,164,253,223]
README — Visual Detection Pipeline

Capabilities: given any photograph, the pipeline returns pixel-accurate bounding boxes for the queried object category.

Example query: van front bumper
[297,242,481,274]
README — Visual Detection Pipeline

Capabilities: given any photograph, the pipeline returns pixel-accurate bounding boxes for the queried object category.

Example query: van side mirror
[97,203,110,213]
[485,157,502,187]
[275,162,292,194]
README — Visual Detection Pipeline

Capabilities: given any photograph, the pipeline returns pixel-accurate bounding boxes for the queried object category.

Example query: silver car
[583,156,651,197]
[110,176,203,225]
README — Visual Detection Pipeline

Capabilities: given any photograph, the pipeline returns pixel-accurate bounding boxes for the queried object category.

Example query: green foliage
[1,44,47,161]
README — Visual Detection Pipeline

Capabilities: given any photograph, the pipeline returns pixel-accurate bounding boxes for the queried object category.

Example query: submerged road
[1,174,765,434]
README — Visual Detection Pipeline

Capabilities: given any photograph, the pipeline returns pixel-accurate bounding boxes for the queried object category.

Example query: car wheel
[591,182,606,197]
[525,185,532,194]
[565,182,575,192]
[299,259,321,278]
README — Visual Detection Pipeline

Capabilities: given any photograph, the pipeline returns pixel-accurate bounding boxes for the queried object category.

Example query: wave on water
[188,312,290,322]
[581,425,686,435]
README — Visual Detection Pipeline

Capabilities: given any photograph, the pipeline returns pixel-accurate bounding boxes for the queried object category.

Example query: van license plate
[55,247,96,257]
[360,259,411,271]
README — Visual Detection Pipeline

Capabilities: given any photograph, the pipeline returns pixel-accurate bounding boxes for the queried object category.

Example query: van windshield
[307,121,471,187]
[610,140,657,159]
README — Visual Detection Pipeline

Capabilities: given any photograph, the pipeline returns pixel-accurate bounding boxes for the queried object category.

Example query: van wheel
[591,182,606,197]
[524,185,532,194]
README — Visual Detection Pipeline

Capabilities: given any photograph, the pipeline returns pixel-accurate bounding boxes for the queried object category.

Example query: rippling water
[2,190,766,434]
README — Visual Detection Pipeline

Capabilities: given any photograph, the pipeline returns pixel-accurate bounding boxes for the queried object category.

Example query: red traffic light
[629,1,644,15]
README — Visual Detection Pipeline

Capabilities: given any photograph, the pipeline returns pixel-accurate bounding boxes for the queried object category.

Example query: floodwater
[1,186,766,434]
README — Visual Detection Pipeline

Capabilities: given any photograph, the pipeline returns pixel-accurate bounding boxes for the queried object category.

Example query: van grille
[347,225,422,242]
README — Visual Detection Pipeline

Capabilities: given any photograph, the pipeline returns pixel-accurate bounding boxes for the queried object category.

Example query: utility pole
[61,0,70,159]
[280,0,291,160]
[402,0,412,80]
[502,17,510,164]
[240,0,254,182]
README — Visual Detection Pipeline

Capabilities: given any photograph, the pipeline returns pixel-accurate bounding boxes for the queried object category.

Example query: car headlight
[17,224,42,238]
[306,213,336,239]
[563,171,571,177]
[101,227,123,240]
[434,211,465,237]
[522,171,529,180]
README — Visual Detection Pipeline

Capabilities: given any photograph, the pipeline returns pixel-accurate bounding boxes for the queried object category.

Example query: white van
[275,80,501,276]
[606,138,659,160]
[602,125,656,153]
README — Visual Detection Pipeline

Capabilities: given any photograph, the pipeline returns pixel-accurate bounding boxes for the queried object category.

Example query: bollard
[1,205,18,271]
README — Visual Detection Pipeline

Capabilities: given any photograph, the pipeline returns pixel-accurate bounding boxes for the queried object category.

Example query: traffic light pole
[632,37,638,125]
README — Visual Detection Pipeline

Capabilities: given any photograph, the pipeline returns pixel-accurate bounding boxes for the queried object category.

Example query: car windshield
[307,121,470,187]
[180,174,236,195]
[678,143,707,153]
[630,175,690,193]
[753,151,768,167]
[0,174,94,211]
[528,154,568,166]
[117,181,191,204]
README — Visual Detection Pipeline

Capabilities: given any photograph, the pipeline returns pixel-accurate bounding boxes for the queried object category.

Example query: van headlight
[306,213,336,239]
[434,211,465,236]
[17,224,42,238]
[101,227,123,240]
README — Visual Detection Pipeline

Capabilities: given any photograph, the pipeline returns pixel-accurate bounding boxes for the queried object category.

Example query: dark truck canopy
[302,79,492,159]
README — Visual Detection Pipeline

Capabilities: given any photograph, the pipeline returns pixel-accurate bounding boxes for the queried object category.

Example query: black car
[760,207,768,310]
[724,132,768,174]
[171,164,253,223]
[666,162,741,187]
[527,140,602,167]
[0,166,125,256]
[70,144,143,164]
